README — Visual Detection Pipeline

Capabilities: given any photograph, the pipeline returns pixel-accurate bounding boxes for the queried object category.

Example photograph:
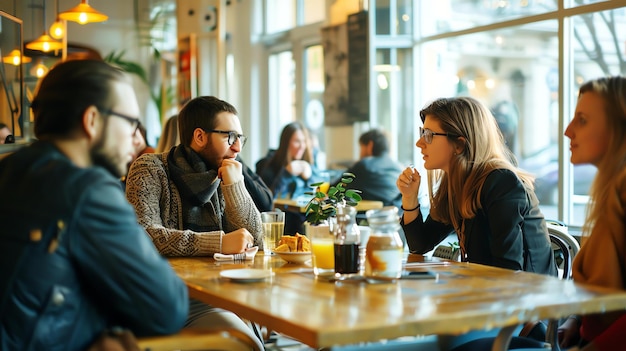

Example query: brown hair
[178,96,238,146]
[420,97,534,226]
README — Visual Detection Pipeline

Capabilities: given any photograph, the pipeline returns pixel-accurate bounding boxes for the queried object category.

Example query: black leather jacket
[0,141,189,351]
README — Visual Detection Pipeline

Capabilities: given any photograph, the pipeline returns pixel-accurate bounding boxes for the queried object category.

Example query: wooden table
[169,253,626,350]
[273,198,384,214]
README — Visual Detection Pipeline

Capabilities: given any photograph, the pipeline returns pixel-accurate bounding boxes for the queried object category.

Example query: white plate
[219,269,273,282]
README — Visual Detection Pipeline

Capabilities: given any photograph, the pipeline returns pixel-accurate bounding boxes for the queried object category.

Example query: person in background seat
[336,128,403,208]
[256,121,322,234]
[0,59,188,351]
[0,123,12,144]
[559,76,626,351]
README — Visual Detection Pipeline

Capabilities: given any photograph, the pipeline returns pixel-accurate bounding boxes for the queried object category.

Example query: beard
[197,140,222,170]
[90,129,126,179]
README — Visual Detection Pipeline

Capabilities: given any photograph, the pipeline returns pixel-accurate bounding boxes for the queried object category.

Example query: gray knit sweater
[125,152,263,256]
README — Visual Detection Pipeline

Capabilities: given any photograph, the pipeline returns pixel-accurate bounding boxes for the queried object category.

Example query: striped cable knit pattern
[126,152,262,256]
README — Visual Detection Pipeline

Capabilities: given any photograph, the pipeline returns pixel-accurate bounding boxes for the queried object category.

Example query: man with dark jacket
[0,60,188,350]
[337,129,404,208]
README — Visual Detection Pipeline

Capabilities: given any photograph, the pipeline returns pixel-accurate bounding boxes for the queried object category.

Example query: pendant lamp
[26,0,63,53]
[49,0,65,39]
[59,0,108,25]
[2,49,32,66]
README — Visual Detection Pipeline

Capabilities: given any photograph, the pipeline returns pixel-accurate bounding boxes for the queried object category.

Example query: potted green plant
[304,172,362,225]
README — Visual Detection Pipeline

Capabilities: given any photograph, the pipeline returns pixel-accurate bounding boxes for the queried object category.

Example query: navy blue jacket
[338,154,403,208]
[402,169,557,276]
[0,141,188,351]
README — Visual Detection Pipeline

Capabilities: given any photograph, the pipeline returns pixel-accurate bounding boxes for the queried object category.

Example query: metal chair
[432,244,461,261]
[546,222,580,280]
[137,327,261,351]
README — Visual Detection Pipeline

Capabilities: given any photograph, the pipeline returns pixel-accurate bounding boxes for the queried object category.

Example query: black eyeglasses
[207,129,247,147]
[100,109,141,136]
[419,127,459,144]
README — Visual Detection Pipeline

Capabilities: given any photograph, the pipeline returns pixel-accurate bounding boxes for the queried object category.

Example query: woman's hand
[222,228,255,254]
[396,166,421,223]
[396,166,421,202]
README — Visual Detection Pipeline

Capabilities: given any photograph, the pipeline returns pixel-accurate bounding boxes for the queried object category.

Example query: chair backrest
[547,222,580,280]
[433,244,461,261]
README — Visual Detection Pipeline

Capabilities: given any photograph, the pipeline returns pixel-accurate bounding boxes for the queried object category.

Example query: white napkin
[213,246,259,261]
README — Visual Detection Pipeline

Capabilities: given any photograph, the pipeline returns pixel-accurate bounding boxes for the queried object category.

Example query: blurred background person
[256,121,322,234]
[559,76,626,351]
[0,123,12,144]
[156,114,180,153]
[256,121,321,200]
[335,128,403,209]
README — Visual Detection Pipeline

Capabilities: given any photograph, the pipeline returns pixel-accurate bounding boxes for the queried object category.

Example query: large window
[413,0,626,227]
[268,51,295,149]
[265,0,325,34]
[259,0,625,228]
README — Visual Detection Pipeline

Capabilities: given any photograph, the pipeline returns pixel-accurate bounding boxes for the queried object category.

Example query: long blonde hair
[578,77,626,238]
[422,97,534,227]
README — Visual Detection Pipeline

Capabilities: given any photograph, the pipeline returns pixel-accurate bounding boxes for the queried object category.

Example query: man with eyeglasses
[0,60,189,350]
[125,95,264,350]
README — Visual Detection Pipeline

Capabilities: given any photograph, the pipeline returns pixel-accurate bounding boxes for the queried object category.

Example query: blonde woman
[559,76,626,350]
[397,97,556,275]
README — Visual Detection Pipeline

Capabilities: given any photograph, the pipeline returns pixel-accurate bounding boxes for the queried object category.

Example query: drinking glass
[306,222,335,278]
[261,211,285,253]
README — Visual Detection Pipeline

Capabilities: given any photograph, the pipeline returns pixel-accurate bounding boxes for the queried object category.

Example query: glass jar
[333,205,360,278]
[364,206,404,280]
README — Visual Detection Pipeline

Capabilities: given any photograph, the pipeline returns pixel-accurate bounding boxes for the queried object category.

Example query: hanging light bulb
[49,0,65,39]
[2,49,32,66]
[30,61,50,78]
[26,34,64,53]
[26,0,64,53]
[49,20,65,39]
[59,0,108,25]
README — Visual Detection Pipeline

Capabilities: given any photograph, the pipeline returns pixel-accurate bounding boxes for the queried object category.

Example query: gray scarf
[168,145,224,232]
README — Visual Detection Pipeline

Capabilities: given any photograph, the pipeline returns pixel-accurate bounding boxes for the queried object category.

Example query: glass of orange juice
[306,222,334,278]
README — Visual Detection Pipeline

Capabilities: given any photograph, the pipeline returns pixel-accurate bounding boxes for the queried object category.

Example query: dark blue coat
[339,154,403,208]
[0,142,188,351]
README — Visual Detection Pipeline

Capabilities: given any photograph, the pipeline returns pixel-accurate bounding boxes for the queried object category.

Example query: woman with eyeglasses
[397,97,557,350]
[397,97,556,275]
